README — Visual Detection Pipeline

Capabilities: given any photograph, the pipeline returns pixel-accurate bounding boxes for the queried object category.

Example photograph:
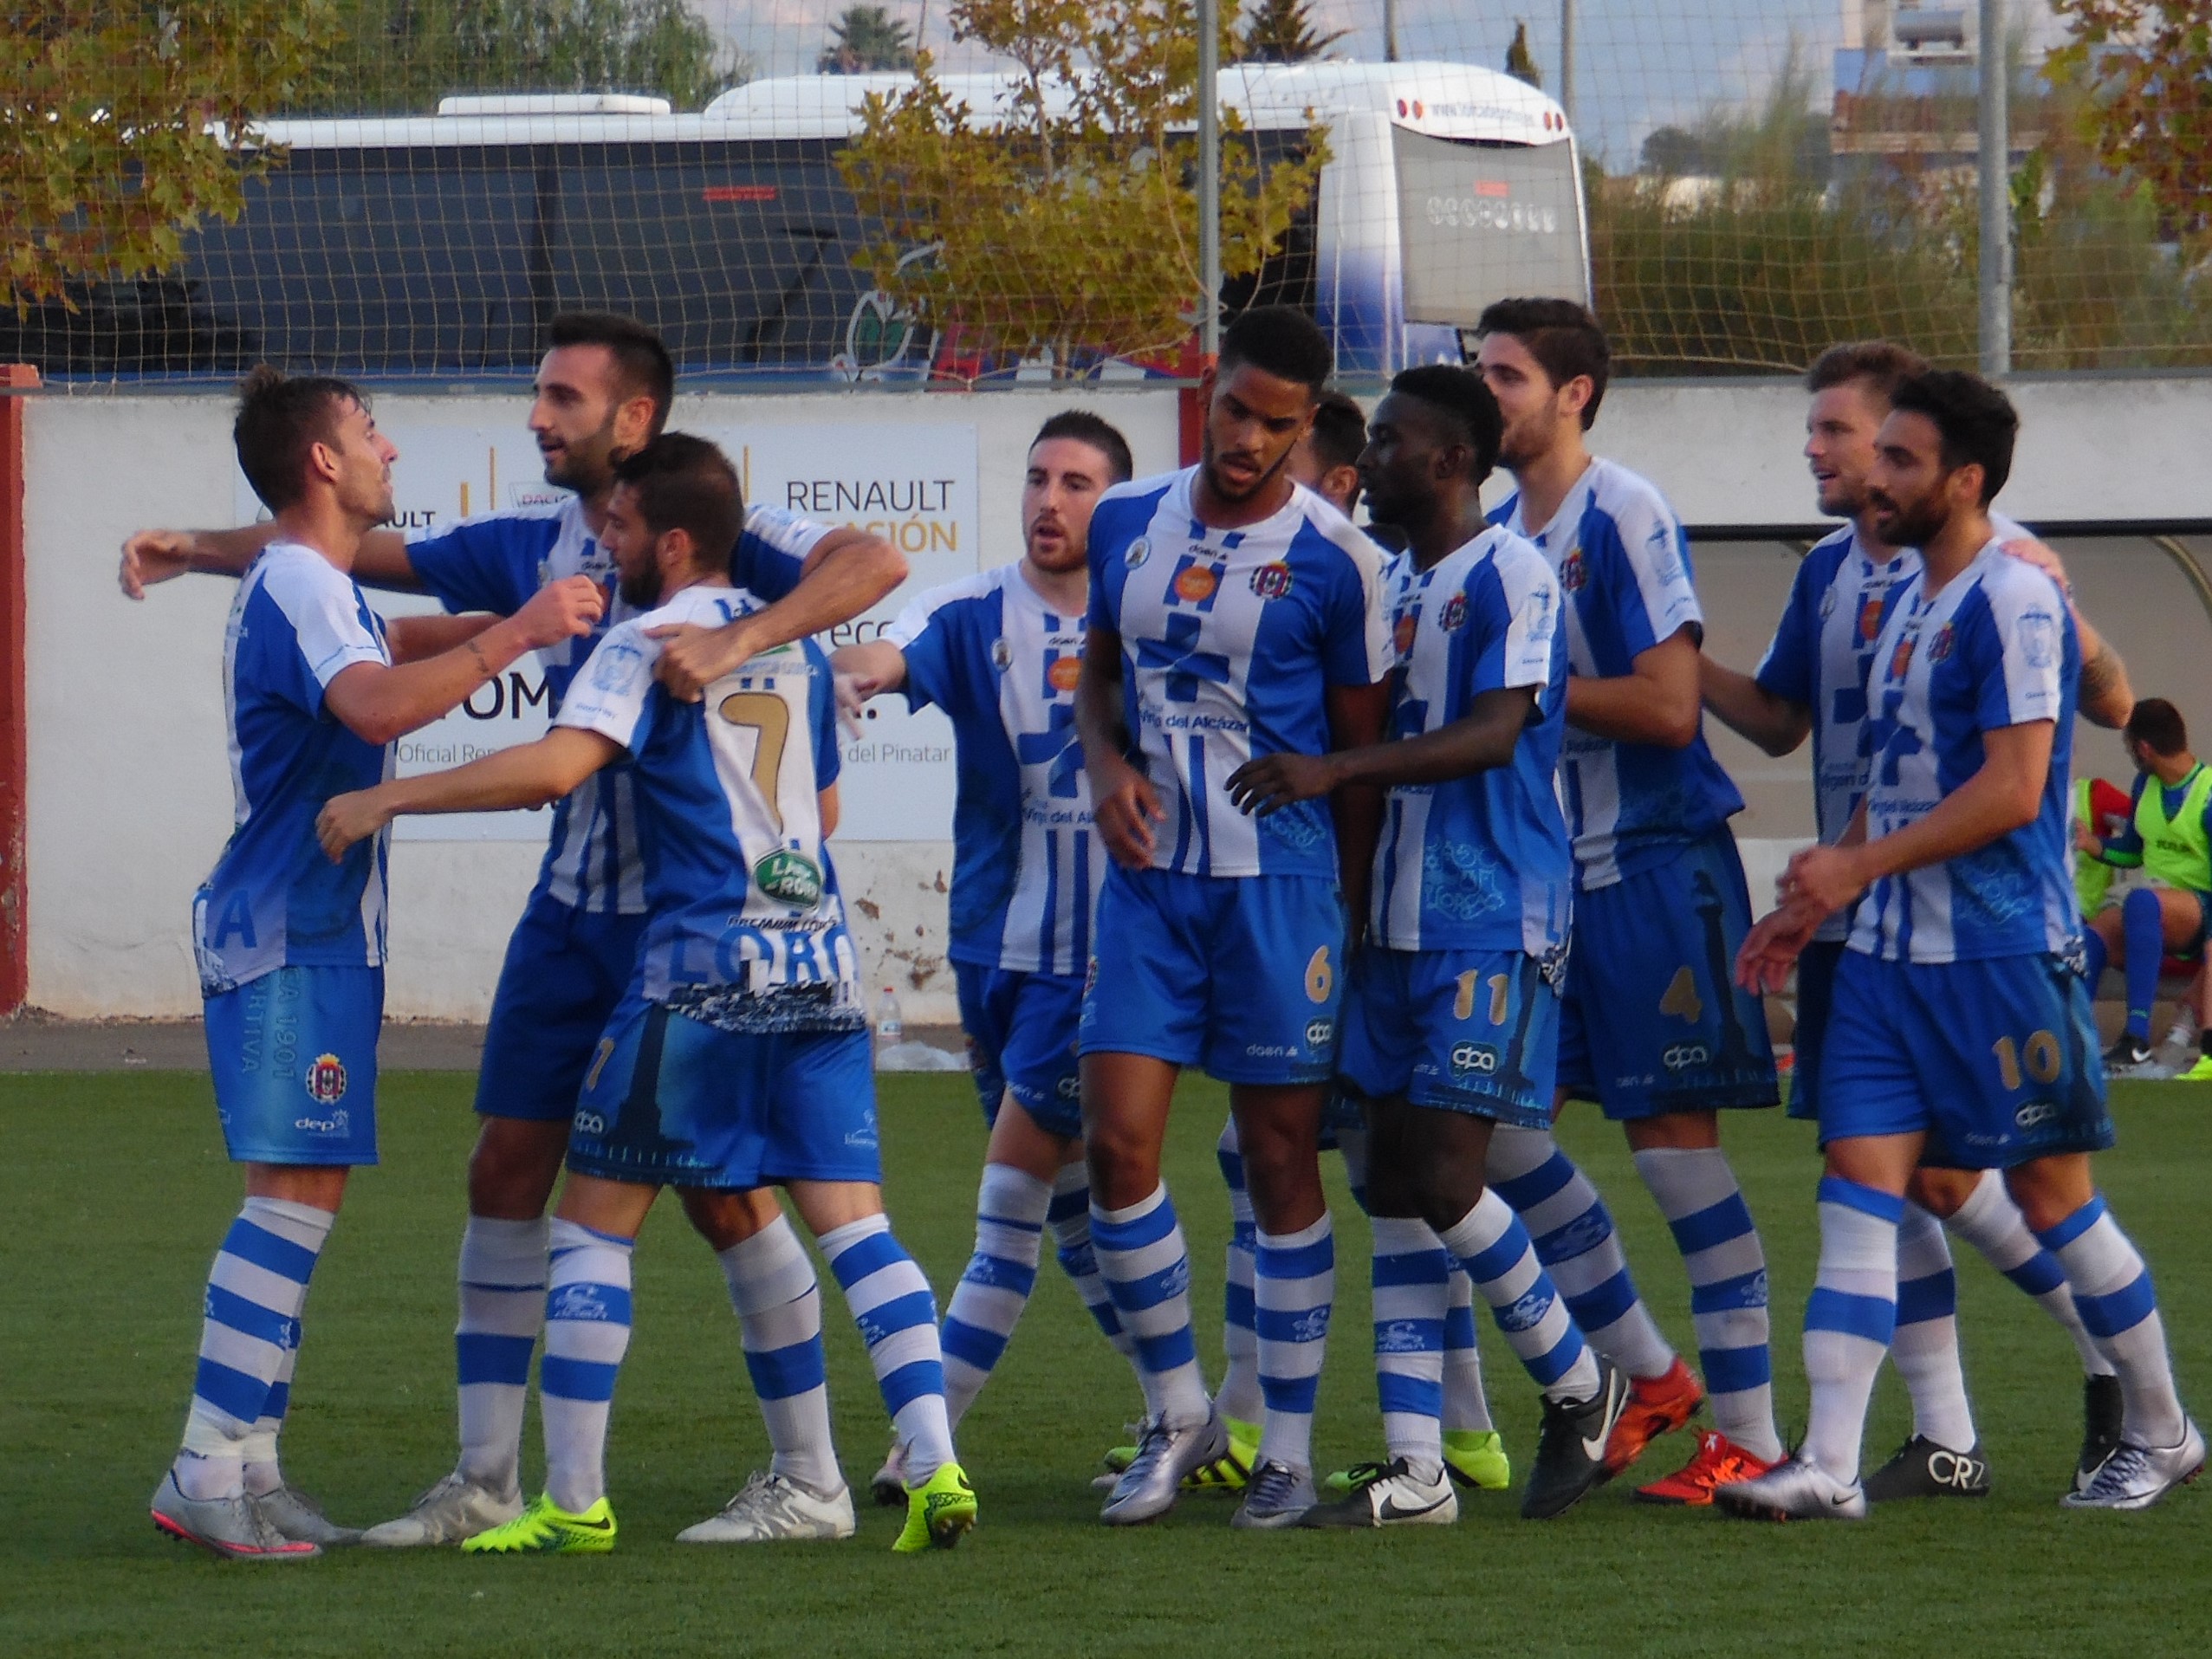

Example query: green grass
[5,1073,2209,1657]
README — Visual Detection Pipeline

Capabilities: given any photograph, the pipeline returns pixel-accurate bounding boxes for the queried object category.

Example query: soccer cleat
[1716,1453,1867,1521]
[892,1461,977,1553]
[870,1440,907,1508]
[460,1492,617,1555]
[361,1471,524,1547]
[2078,1373,2126,1493]
[1603,1356,1703,1475]
[1523,1360,1629,1520]
[1301,1458,1456,1528]
[2102,1034,2159,1078]
[1100,1411,1229,1526]
[1634,1429,1780,1507]
[1230,1459,1318,1530]
[1862,1436,1990,1503]
[2174,1053,2212,1083]
[151,1471,321,1560]
[253,1483,364,1546]
[1443,1428,1511,1492]
[1185,1416,1259,1492]
[2060,1420,2206,1511]
[678,1471,856,1543]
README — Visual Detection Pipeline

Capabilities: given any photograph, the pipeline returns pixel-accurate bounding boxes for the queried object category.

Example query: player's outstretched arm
[120,524,418,598]
[650,528,906,702]
[829,639,910,738]
[385,612,500,664]
[1074,621,1162,869]
[1700,654,1812,756]
[322,577,602,747]
[1226,686,1538,815]
[1565,627,1702,748]
[317,728,620,860]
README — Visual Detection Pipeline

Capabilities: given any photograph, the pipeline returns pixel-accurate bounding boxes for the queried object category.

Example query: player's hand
[316,789,392,862]
[1780,842,1869,919]
[509,575,604,649]
[1735,900,1824,995]
[2073,820,2099,856]
[1999,535,2069,593]
[1091,754,1165,869]
[119,529,198,599]
[1224,751,1340,817]
[834,670,872,738]
[647,618,754,703]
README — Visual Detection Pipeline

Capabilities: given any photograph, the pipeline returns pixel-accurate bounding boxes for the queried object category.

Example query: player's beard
[1201,429,1293,504]
[618,564,662,608]
[544,411,620,493]
[1025,519,1087,574]
[1871,488,1949,552]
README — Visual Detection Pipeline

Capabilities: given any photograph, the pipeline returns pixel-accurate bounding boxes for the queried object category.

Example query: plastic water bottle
[874,987,905,1064]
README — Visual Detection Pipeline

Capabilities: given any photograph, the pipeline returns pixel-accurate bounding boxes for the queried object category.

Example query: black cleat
[1863,1435,1991,1502]
[2102,1034,2157,1076]
[2079,1373,2126,1494]
[1521,1359,1628,1520]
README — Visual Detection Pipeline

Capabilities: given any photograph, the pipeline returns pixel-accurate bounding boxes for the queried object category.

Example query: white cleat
[360,1471,524,1547]
[1100,1411,1228,1526]
[151,1471,321,1560]
[2060,1420,2207,1511]
[254,1483,364,1546]
[870,1439,908,1508]
[1715,1454,1867,1521]
[677,1470,857,1542]
[1300,1458,1457,1528]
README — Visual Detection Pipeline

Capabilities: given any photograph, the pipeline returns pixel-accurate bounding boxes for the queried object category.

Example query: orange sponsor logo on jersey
[1047,656,1083,693]
[1174,564,1220,604]
[1858,593,1884,642]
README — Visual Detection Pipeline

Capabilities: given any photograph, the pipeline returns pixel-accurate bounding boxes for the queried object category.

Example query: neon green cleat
[2173,1054,2212,1083]
[1443,1429,1512,1491]
[892,1461,976,1553]
[459,1493,616,1555]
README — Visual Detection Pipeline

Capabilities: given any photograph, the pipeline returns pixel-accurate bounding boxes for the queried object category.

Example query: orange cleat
[1603,1357,1704,1476]
[1633,1429,1778,1506]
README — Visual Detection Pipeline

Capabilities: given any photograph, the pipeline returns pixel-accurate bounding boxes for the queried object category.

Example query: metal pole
[1383,0,1398,62]
[1559,0,1575,129]
[1199,0,1222,359]
[1978,0,2011,374]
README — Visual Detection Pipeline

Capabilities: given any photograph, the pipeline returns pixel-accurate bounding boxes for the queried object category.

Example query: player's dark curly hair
[613,432,744,571]
[2125,697,2189,758]
[1891,369,2019,505]
[1218,305,1333,395]
[1389,364,1505,485]
[548,311,675,438]
[1474,296,1610,429]
[1032,410,1135,483]
[233,364,368,513]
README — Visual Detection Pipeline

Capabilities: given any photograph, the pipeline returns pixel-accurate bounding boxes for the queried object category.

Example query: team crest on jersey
[1559,548,1586,592]
[1858,593,1885,642]
[1046,654,1083,693]
[1439,593,1469,632]
[754,849,824,907]
[1820,584,1838,621]
[990,636,1013,671]
[1928,622,1956,663]
[2019,610,2058,668]
[1173,563,1221,604]
[303,1053,348,1105]
[591,637,647,693]
[1124,537,1151,568]
[1249,561,1294,599]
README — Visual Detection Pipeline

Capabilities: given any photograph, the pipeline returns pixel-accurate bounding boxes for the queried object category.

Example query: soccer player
[1075,306,1393,1529]
[831,411,1144,1491]
[122,313,905,1545]
[316,434,976,1553]
[1473,297,1783,1501]
[1702,340,2138,1499]
[1226,365,1627,1526]
[150,367,604,1559]
[2079,699,2212,1079]
[1724,369,2202,1518]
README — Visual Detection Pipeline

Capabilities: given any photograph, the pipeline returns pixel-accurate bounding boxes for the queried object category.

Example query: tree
[1504,19,1542,89]
[1234,0,1344,64]
[818,4,918,74]
[4,0,341,308]
[839,0,1329,376]
[2045,0,2212,250]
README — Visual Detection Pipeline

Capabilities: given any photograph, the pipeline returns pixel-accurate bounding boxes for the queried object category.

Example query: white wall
[23,374,2212,1018]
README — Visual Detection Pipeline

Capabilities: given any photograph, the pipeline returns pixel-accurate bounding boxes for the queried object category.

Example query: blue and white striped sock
[1093,1183,1212,1431]
[1947,1169,2114,1378]
[821,1214,956,1483]
[1800,1176,1901,1481]
[240,1340,299,1496]
[1255,1212,1334,1473]
[176,1197,333,1500]
[1441,1267,1495,1433]
[540,1219,633,1513]
[1633,1146,1782,1462]
[1437,1191,1600,1403]
[1215,1119,1264,1426]
[1370,1216,1447,1470]
[455,1214,547,1494]
[1047,1163,1138,1366]
[941,1163,1053,1429]
[717,1215,840,1494]
[1488,1126,1677,1380]
[2035,1197,2186,1448]
[1890,1202,1975,1451]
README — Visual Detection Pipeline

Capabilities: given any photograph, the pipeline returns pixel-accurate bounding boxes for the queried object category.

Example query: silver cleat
[1715,1453,1867,1521]
[1100,1411,1228,1526]
[678,1470,857,1542]
[1231,1459,1319,1530]
[359,1470,524,1547]
[870,1439,908,1508]
[2060,1419,2206,1511]
[254,1483,364,1546]
[151,1470,321,1560]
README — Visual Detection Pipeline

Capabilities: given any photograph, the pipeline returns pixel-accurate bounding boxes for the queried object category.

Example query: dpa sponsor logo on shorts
[1662,1042,1710,1072]
[1450,1042,1499,1075]
[1305,1019,1335,1049]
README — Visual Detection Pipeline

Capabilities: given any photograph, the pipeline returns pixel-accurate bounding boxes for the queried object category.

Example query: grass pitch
[4,1070,2209,1657]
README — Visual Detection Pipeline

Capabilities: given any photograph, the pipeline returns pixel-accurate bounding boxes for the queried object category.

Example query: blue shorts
[1557,830,1781,1120]
[570,994,880,1189]
[1787,939,1847,1124]
[1079,867,1346,1085]
[477,891,649,1122]
[204,965,382,1166]
[1340,946,1560,1130]
[1820,949,2113,1170]
[955,960,1085,1140]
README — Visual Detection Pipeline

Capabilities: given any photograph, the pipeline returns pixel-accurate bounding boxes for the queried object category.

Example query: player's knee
[466,1118,568,1218]
[679,1185,782,1251]
[1905,1164,1981,1220]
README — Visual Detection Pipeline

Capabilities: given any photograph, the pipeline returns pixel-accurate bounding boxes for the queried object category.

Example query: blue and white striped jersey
[553,582,858,1021]
[1493,457,1743,890]
[1851,543,2079,963]
[194,542,392,995]
[885,562,1102,976]
[1087,469,1393,879]
[1371,528,1573,957]
[405,496,830,915]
